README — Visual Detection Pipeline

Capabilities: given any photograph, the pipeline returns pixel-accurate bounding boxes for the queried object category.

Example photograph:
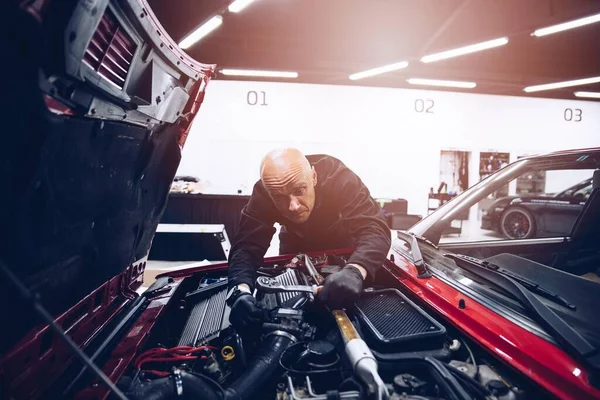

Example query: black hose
[372,346,452,362]
[444,363,491,400]
[224,332,295,400]
[126,370,221,400]
[127,332,294,400]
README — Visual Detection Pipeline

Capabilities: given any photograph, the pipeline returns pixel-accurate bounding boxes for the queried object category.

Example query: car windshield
[410,151,598,245]
[402,150,600,348]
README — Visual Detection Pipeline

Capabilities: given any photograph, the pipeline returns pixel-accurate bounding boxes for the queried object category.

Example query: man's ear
[312,166,317,186]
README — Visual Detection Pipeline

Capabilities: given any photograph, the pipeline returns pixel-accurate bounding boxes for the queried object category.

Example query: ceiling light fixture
[220,69,299,78]
[348,61,409,80]
[523,76,600,92]
[420,37,508,63]
[178,16,223,49]
[574,91,600,99]
[407,78,477,89]
[228,0,257,13]
[533,13,600,37]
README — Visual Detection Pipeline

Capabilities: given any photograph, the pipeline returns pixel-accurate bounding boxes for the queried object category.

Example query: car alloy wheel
[500,207,535,239]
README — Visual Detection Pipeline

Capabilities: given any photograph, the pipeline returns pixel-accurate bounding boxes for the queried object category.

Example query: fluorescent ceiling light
[533,13,600,37]
[407,78,477,89]
[179,16,223,49]
[228,0,256,13]
[524,76,600,92]
[574,91,600,99]
[348,61,409,81]
[220,69,298,78]
[420,37,508,63]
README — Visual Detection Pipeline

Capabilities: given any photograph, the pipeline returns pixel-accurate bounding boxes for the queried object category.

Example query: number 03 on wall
[564,108,582,122]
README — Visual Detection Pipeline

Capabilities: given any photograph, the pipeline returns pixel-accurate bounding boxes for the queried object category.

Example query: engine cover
[353,289,446,353]
[259,269,311,309]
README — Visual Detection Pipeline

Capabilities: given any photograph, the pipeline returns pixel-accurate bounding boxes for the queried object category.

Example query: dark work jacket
[227,154,391,290]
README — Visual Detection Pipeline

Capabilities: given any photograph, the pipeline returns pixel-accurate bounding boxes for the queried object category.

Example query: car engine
[119,253,533,400]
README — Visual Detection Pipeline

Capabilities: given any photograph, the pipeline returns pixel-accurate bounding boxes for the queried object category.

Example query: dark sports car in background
[481,178,593,239]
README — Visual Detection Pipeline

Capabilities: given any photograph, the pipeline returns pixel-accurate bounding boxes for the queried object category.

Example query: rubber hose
[224,333,295,400]
[127,370,221,400]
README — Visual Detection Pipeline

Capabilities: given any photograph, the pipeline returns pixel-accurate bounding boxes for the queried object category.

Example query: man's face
[265,167,317,224]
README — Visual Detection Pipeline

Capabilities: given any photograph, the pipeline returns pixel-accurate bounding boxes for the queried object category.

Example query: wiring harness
[134,345,217,377]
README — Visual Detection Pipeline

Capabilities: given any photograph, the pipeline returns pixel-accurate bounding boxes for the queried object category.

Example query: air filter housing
[353,289,446,353]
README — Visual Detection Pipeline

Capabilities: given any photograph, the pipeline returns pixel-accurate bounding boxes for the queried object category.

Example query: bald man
[225,149,391,331]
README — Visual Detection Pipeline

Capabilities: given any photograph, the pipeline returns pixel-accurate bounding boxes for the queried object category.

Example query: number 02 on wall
[415,99,434,113]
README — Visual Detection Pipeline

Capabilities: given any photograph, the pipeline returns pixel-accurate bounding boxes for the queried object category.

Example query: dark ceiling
[148,0,600,101]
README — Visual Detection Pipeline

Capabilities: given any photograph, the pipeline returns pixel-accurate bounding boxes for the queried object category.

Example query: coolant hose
[224,331,296,400]
[127,370,220,400]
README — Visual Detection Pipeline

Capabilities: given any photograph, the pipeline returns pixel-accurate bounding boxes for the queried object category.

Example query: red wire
[134,345,218,371]
[142,369,170,377]
[136,356,197,369]
[139,345,216,357]
[134,346,192,366]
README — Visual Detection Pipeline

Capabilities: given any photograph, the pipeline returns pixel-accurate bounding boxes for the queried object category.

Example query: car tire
[499,207,536,239]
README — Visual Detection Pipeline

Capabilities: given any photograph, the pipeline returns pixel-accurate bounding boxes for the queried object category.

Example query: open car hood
[0,0,214,357]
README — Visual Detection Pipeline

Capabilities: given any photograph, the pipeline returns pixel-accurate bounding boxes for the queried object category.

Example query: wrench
[256,276,321,295]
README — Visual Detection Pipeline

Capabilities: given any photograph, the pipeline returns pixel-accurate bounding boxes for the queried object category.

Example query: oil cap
[487,379,509,396]
[393,374,428,395]
[302,340,339,368]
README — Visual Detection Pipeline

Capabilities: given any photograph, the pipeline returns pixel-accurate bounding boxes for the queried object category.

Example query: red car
[1,1,599,400]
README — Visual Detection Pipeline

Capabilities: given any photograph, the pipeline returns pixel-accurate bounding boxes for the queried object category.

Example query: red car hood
[0,0,214,361]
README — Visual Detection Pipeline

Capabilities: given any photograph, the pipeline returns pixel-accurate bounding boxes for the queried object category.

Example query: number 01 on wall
[247,91,268,106]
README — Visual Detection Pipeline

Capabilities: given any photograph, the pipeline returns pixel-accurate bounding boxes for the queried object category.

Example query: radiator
[178,287,228,347]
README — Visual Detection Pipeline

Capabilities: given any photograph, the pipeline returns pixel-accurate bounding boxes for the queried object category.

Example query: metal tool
[302,254,325,285]
[332,310,389,400]
[256,276,321,295]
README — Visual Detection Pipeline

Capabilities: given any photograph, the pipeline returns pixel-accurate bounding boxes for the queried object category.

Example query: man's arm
[228,187,276,291]
[336,170,391,285]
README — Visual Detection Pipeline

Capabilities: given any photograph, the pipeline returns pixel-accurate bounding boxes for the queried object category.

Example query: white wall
[178,80,600,217]
[545,170,593,194]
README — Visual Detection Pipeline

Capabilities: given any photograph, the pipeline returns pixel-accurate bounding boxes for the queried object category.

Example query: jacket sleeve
[335,170,391,285]
[227,186,276,291]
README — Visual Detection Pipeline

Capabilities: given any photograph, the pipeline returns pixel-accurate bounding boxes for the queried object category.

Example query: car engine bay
[119,253,545,400]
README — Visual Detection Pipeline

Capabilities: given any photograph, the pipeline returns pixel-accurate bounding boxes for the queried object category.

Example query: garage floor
[439,217,504,244]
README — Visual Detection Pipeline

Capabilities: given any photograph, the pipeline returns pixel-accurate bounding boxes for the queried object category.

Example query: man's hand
[318,265,365,309]
[346,263,367,279]
[229,293,265,332]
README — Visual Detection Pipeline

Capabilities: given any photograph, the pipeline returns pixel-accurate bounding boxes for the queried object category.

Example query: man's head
[260,148,317,224]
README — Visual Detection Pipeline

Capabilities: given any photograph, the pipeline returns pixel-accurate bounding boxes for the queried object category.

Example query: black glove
[319,265,364,309]
[229,293,265,332]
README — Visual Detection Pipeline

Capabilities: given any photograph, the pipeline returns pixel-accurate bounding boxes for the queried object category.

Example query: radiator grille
[178,289,227,347]
[83,8,136,89]
[354,289,445,345]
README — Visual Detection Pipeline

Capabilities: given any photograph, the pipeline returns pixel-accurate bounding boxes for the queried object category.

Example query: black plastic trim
[387,247,556,344]
[445,254,599,376]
